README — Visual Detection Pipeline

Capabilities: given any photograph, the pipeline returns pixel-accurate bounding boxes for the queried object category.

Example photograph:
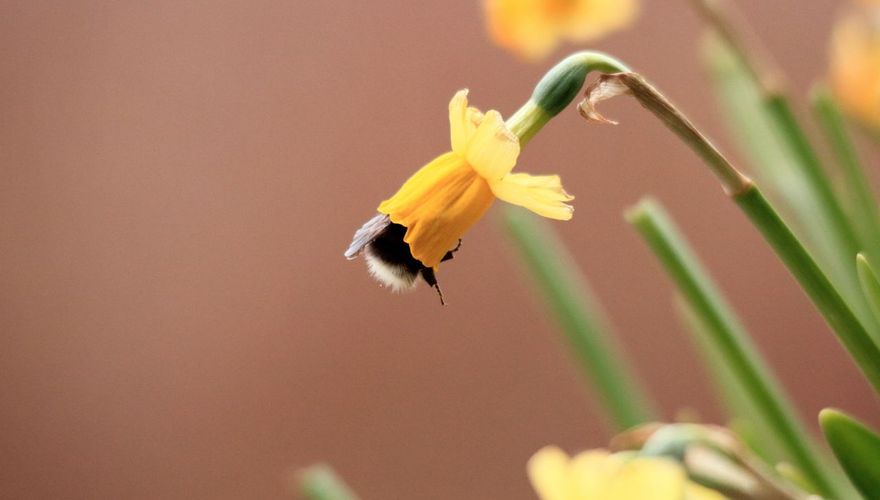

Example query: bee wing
[344,214,391,260]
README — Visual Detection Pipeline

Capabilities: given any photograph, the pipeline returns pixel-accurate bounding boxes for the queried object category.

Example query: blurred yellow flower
[485,0,638,61]
[830,4,880,129]
[527,446,726,500]
[377,90,573,268]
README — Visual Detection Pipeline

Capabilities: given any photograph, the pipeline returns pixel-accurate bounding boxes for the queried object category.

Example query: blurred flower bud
[829,2,880,130]
[610,423,816,499]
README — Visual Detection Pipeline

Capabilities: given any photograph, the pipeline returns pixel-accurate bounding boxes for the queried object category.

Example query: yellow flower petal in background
[485,0,639,61]
[486,0,558,61]
[569,450,623,498]
[527,446,726,500]
[685,483,727,500]
[601,458,687,500]
[830,4,880,129]
[559,0,639,42]
[528,446,577,500]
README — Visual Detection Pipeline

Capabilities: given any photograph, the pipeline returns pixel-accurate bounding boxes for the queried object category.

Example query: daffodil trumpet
[345,52,628,303]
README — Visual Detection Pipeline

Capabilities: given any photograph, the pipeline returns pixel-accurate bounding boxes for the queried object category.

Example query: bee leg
[440,239,462,262]
[420,267,446,306]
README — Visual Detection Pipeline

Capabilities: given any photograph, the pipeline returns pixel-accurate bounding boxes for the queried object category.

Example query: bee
[345,214,460,305]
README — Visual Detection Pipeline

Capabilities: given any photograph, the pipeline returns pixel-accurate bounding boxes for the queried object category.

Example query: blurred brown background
[1,1,877,498]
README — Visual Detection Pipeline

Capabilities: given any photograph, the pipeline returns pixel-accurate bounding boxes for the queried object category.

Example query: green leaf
[500,206,657,431]
[775,462,820,496]
[812,86,880,268]
[857,253,880,329]
[820,408,880,498]
[702,34,877,337]
[674,297,788,465]
[627,197,842,497]
[733,187,880,399]
[296,464,360,500]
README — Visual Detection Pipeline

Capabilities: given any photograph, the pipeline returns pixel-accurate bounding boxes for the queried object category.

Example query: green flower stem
[579,72,752,195]
[627,198,839,498]
[701,35,863,307]
[762,94,863,264]
[507,51,630,146]
[506,101,551,148]
[687,0,784,94]
[692,0,861,262]
[674,296,788,465]
[812,85,880,265]
[580,69,880,401]
[734,186,880,396]
[857,253,880,328]
[502,206,657,431]
[690,0,856,245]
[296,464,360,500]
[694,2,874,335]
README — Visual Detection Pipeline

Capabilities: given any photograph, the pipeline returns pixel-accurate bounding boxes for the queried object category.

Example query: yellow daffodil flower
[346,89,573,301]
[346,52,628,302]
[379,90,573,268]
[485,0,638,61]
[830,4,880,129]
[527,446,726,500]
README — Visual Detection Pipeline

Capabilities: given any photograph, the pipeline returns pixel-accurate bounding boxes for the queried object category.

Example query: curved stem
[503,207,658,430]
[506,51,630,146]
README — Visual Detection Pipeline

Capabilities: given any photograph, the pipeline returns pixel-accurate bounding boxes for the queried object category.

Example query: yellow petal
[490,173,574,220]
[485,0,559,60]
[449,90,485,155]
[569,450,620,498]
[603,458,689,500]
[465,110,520,181]
[527,446,574,500]
[830,9,880,129]
[559,0,639,41]
[377,152,494,267]
[484,0,638,60]
[685,482,727,500]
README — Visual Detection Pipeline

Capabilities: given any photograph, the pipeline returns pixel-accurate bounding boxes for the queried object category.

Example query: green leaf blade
[812,86,880,267]
[702,34,878,338]
[820,408,880,499]
[627,197,849,498]
[296,464,360,500]
[857,253,880,330]
[501,206,658,431]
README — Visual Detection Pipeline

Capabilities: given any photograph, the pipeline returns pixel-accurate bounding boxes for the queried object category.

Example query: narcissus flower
[830,4,880,129]
[346,52,628,303]
[485,0,638,61]
[527,446,725,500]
[345,90,573,302]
